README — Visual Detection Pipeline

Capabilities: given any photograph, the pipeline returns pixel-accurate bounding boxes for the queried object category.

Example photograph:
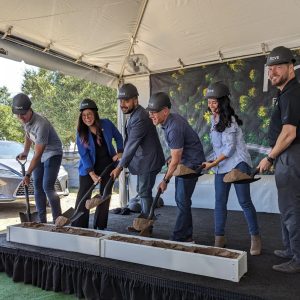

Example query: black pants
[72,168,114,229]
[275,143,300,263]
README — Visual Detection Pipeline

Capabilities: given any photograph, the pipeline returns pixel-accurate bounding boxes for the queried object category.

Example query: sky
[0,57,37,97]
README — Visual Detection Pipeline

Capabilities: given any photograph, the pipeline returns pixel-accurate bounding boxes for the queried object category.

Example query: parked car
[0,140,69,202]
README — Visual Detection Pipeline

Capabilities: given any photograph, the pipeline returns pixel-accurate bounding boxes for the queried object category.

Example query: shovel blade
[61,207,75,219]
[19,211,39,223]
[132,217,154,231]
[234,177,261,184]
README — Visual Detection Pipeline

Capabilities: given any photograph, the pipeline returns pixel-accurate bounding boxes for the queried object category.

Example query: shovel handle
[148,188,162,220]
[16,157,27,170]
[24,184,31,215]
[251,168,260,177]
[73,162,116,215]
[16,157,32,217]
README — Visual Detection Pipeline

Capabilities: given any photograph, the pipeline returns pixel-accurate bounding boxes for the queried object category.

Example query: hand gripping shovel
[17,158,39,223]
[85,175,115,210]
[128,188,163,237]
[223,168,261,184]
[55,162,116,227]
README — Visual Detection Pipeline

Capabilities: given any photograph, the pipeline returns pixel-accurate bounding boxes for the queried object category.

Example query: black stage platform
[0,206,299,300]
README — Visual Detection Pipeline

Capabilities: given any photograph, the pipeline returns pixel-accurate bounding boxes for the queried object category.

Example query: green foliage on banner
[151,55,282,167]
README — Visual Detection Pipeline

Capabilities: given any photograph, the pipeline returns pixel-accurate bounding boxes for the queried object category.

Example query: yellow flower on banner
[204,111,211,124]
[258,106,266,118]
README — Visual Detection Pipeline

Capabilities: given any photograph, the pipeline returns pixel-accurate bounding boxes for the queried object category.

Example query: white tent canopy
[1,0,300,88]
[1,0,297,213]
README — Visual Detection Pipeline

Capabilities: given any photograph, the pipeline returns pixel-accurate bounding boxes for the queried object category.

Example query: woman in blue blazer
[72,98,123,229]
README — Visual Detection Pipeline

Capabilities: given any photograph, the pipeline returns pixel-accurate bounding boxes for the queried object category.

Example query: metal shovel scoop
[85,176,115,210]
[16,158,39,223]
[55,182,98,226]
[55,162,116,227]
[128,188,162,237]
[224,168,261,184]
[178,165,204,179]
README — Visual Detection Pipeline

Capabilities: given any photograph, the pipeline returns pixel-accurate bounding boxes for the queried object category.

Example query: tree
[0,86,11,105]
[0,104,24,142]
[21,69,118,147]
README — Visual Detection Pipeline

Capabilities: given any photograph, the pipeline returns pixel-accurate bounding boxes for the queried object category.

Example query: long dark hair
[77,110,102,147]
[209,96,243,132]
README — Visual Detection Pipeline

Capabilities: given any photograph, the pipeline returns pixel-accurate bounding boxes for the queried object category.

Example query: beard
[121,107,134,114]
[270,73,289,87]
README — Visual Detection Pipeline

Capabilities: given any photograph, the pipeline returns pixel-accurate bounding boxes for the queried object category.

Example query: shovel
[178,165,204,179]
[17,158,39,223]
[85,176,115,210]
[55,162,116,226]
[128,187,162,237]
[224,168,261,184]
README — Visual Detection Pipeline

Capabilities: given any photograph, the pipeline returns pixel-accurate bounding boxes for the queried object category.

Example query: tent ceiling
[1,0,300,87]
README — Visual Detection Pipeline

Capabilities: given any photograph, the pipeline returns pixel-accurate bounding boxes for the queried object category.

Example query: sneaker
[274,249,293,259]
[272,259,300,273]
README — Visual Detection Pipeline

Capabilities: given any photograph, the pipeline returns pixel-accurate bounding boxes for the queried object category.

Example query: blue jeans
[171,176,198,241]
[32,155,62,223]
[214,161,259,236]
[137,170,160,215]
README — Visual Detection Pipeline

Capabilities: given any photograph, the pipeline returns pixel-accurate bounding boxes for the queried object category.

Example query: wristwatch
[266,156,274,164]
[25,173,31,178]
[163,178,170,184]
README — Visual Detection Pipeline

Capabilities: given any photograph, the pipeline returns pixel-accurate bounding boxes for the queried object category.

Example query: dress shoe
[272,259,300,273]
[274,249,293,259]
[110,207,122,214]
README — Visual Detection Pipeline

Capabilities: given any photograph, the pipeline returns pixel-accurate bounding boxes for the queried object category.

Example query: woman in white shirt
[202,82,261,255]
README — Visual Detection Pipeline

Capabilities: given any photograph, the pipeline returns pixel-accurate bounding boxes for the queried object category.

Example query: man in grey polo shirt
[147,92,205,242]
[12,93,62,223]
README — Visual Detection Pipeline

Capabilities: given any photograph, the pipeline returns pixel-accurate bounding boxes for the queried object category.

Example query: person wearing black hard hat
[258,46,300,273]
[147,92,205,243]
[202,82,261,255]
[110,83,165,217]
[72,98,123,229]
[12,93,63,223]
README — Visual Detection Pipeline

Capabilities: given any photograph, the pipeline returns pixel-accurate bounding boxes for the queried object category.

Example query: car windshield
[0,141,34,159]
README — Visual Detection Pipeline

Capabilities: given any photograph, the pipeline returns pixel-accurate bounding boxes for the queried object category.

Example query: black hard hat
[12,93,32,115]
[117,83,139,100]
[266,46,296,66]
[205,82,230,99]
[147,92,171,112]
[79,98,98,111]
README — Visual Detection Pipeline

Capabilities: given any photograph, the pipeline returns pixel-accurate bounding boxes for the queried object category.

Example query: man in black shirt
[258,46,300,273]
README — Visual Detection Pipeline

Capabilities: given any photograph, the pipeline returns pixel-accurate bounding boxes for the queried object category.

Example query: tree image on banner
[150,53,300,172]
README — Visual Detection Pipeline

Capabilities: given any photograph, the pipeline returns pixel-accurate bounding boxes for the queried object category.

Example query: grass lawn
[0,272,76,299]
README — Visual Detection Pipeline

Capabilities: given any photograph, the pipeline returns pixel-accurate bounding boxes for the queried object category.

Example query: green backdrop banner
[150,54,300,169]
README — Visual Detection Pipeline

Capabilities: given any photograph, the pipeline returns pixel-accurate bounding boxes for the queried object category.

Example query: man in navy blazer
[111,83,165,215]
